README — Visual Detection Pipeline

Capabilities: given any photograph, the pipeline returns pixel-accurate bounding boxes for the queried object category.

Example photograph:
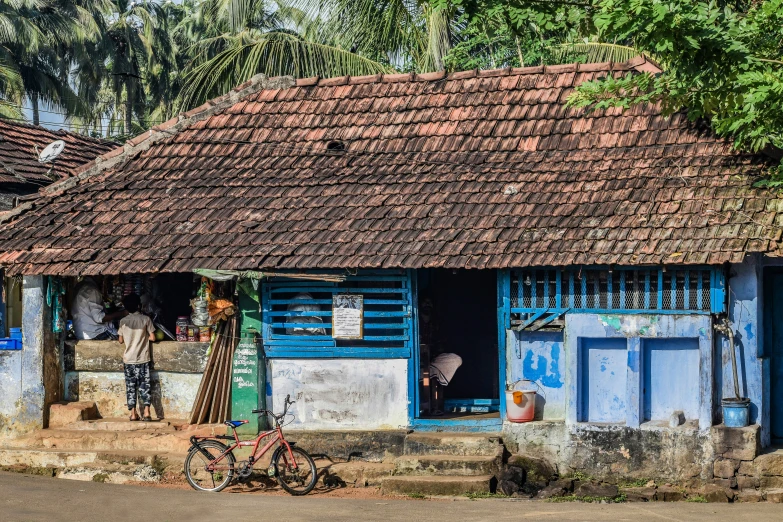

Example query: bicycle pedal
[267,465,276,477]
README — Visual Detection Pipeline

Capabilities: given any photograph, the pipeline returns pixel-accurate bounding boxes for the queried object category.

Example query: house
[0,120,116,352]
[0,119,116,210]
[0,57,780,486]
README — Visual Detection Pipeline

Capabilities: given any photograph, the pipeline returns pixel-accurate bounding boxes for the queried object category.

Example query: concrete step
[0,448,102,468]
[54,461,162,484]
[34,428,206,454]
[49,401,100,428]
[0,447,187,484]
[403,432,503,457]
[319,461,395,487]
[381,475,494,496]
[68,419,175,432]
[394,454,499,476]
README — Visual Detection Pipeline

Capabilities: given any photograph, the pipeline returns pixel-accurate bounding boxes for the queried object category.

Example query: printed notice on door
[332,294,363,340]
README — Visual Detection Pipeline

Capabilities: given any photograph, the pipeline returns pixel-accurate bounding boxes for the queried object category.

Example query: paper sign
[332,294,363,340]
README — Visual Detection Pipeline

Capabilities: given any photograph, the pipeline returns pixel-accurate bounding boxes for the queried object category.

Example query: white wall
[266,359,408,430]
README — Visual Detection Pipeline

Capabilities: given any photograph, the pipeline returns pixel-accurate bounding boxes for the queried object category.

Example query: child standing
[117,293,156,421]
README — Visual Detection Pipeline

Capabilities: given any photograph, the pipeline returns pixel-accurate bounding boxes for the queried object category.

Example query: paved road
[2,472,782,522]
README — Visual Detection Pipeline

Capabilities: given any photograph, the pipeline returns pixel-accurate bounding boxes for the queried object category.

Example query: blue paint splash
[744,323,754,340]
[627,350,640,373]
[522,345,563,388]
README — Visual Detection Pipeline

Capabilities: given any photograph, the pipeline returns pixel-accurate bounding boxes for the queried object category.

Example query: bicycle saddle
[225,420,249,428]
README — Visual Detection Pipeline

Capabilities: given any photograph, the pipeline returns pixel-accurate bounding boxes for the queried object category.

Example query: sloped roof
[0,57,780,275]
[0,119,117,185]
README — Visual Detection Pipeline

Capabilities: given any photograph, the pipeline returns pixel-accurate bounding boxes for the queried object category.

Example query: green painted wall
[231,287,264,434]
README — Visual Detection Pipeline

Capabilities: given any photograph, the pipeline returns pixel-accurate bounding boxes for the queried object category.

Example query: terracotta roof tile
[0,61,780,274]
[0,120,117,187]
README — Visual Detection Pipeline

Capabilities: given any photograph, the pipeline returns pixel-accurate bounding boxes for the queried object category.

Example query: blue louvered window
[261,270,413,358]
[506,267,725,331]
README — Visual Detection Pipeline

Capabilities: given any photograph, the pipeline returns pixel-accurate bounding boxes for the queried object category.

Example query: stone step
[68,419,176,432]
[403,432,503,457]
[394,454,499,476]
[0,447,182,467]
[34,428,210,454]
[0,448,101,468]
[381,475,494,496]
[320,461,395,487]
[54,461,162,484]
[49,401,100,428]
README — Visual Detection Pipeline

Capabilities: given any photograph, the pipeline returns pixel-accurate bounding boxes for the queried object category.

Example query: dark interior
[65,273,198,335]
[418,268,499,402]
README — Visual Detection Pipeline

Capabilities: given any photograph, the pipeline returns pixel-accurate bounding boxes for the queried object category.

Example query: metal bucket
[722,398,750,428]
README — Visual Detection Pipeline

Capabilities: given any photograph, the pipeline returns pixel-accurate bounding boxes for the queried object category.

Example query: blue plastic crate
[9,328,22,341]
[0,338,21,350]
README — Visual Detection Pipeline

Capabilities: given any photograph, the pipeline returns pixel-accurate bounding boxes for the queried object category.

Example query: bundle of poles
[188,313,238,424]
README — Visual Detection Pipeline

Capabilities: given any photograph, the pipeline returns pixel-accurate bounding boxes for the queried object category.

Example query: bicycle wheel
[274,446,317,495]
[184,440,235,492]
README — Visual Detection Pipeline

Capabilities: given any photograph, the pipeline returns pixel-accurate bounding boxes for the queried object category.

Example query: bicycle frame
[196,423,298,473]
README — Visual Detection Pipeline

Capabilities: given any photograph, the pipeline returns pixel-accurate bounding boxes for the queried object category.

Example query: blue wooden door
[767,270,783,441]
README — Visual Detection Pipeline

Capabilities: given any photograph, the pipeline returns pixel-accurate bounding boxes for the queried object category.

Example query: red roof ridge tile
[288,58,656,91]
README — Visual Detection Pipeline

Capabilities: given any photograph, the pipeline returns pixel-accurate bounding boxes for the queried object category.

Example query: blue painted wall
[723,258,765,441]
[642,338,700,421]
[578,338,627,423]
[510,331,565,419]
[565,314,713,430]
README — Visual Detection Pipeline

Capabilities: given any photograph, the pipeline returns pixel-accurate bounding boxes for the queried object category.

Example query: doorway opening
[417,269,500,421]
[764,267,783,443]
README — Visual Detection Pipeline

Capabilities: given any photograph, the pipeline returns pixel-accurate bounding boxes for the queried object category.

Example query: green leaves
[179,30,393,109]
[564,0,783,178]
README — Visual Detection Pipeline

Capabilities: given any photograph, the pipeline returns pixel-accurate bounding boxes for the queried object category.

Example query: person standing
[117,293,156,422]
[72,276,127,340]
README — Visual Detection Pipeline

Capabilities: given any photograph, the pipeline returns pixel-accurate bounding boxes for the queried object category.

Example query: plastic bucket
[505,389,536,423]
[722,398,750,428]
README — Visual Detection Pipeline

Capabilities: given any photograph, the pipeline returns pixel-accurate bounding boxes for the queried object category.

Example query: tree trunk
[125,82,133,136]
[31,93,40,126]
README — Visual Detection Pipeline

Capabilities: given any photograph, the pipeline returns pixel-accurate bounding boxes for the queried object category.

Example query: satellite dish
[38,140,66,163]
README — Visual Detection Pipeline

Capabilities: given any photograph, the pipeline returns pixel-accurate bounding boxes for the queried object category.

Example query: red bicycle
[184,395,317,495]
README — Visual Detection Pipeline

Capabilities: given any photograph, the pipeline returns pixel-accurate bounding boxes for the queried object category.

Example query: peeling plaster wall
[503,420,714,482]
[509,331,566,419]
[0,275,54,437]
[64,371,201,419]
[722,258,765,441]
[564,314,713,431]
[266,359,408,430]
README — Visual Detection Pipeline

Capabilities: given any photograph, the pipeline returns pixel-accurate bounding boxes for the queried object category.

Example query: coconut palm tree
[176,0,395,109]
[0,0,94,125]
[292,0,458,72]
[100,0,176,135]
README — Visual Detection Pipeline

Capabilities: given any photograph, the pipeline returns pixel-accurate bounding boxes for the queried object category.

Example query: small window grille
[261,270,413,357]
[509,267,723,329]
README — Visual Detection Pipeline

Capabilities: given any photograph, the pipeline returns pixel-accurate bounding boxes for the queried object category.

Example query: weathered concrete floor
[3,471,783,522]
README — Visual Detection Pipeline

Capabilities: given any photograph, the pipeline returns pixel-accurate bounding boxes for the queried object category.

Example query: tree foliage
[564,0,783,179]
[3,0,782,180]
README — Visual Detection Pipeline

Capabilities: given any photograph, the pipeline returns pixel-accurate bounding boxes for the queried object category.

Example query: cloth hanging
[429,353,463,386]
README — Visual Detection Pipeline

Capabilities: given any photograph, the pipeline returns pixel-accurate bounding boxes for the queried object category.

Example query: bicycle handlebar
[251,394,295,423]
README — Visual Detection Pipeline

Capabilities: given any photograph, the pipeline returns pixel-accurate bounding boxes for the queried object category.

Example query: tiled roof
[0,57,780,275]
[0,119,117,184]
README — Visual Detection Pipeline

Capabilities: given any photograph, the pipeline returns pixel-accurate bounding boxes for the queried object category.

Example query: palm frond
[180,31,393,109]
[547,42,648,66]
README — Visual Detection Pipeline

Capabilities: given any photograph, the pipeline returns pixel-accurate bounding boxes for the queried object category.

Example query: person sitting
[117,293,156,422]
[72,276,127,340]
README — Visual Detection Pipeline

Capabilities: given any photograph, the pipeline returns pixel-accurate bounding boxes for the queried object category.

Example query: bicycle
[184,394,317,495]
